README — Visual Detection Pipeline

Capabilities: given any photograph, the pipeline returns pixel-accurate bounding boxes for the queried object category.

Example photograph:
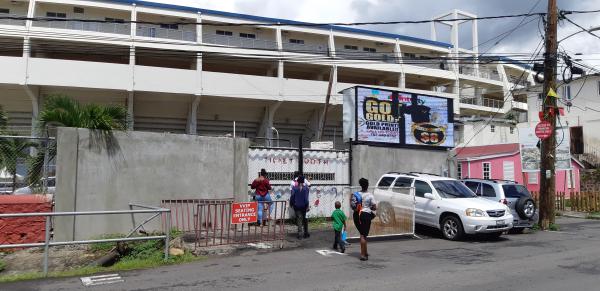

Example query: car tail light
[500,199,508,205]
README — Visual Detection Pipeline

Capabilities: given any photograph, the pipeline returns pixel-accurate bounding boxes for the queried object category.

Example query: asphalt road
[4,217,600,291]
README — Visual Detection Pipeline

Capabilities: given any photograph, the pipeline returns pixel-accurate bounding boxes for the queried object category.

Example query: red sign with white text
[535,121,553,140]
[231,202,258,224]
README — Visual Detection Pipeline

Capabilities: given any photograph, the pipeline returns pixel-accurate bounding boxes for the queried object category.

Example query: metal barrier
[0,204,171,276]
[195,200,287,248]
[344,186,416,239]
[161,199,234,233]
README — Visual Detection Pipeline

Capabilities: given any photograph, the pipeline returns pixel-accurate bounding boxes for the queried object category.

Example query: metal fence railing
[459,96,505,109]
[161,199,234,233]
[194,200,288,248]
[0,203,171,276]
[282,42,329,55]
[0,14,26,26]
[35,20,131,35]
[137,26,196,42]
[0,135,55,195]
[202,34,278,50]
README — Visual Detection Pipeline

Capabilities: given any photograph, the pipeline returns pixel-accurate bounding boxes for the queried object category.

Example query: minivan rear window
[377,176,395,187]
[502,185,531,198]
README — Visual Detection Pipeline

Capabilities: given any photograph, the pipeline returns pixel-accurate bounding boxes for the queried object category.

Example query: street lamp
[271,126,279,147]
[559,26,600,42]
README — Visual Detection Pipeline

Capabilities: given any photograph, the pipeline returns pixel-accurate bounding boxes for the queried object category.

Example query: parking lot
[3,216,600,291]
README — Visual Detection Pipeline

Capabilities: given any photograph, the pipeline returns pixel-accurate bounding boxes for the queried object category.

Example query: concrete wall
[351,145,451,185]
[54,127,249,240]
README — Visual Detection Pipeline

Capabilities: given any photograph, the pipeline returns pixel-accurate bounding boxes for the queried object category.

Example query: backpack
[351,191,363,212]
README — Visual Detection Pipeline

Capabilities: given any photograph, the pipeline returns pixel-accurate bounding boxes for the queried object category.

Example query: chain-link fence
[0,135,55,195]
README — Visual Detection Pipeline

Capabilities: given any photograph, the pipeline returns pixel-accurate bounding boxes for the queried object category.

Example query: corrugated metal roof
[455,143,520,160]
[101,0,453,48]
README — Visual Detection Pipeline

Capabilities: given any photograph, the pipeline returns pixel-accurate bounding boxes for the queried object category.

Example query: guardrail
[0,14,26,26]
[460,96,504,109]
[459,65,502,81]
[282,42,329,55]
[35,20,130,35]
[138,26,196,42]
[0,204,171,276]
[203,34,278,50]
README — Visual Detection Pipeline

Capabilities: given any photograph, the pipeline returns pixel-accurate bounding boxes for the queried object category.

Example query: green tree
[0,105,7,131]
[0,136,37,192]
[28,95,129,185]
[38,95,128,130]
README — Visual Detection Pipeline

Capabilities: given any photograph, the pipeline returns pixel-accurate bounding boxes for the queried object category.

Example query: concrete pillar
[196,12,202,43]
[257,102,282,146]
[186,95,201,135]
[22,0,36,85]
[472,18,480,77]
[332,65,338,95]
[127,91,134,131]
[398,73,406,89]
[304,108,324,141]
[328,29,336,57]
[527,72,535,86]
[129,4,137,92]
[24,85,39,136]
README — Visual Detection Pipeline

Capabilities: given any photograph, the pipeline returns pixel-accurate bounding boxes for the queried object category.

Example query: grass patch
[531,224,540,231]
[0,229,201,283]
[89,233,125,252]
[0,259,5,273]
[0,252,200,283]
[307,217,330,229]
[549,223,560,231]
[586,212,600,220]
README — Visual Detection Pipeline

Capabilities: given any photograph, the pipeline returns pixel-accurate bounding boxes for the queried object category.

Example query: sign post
[231,202,258,224]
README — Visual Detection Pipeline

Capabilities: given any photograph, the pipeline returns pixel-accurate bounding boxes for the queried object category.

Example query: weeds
[0,259,5,273]
[549,223,560,231]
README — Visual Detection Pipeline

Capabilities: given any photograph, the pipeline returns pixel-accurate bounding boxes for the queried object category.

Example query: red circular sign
[535,121,553,139]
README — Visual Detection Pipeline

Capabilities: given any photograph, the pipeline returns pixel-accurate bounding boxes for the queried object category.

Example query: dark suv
[461,179,538,233]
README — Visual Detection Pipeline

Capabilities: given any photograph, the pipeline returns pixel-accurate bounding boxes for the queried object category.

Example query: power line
[561,15,600,42]
[0,12,549,27]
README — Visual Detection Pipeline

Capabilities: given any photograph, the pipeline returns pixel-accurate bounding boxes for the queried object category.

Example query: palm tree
[28,95,129,186]
[0,105,7,131]
[0,136,38,192]
[38,95,128,130]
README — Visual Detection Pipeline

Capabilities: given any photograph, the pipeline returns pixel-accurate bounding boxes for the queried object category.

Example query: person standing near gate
[251,168,273,226]
[290,171,310,190]
[290,176,310,240]
[351,178,377,261]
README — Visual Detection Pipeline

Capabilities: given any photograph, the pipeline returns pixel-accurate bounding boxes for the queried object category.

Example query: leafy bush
[0,259,6,272]
[549,223,560,231]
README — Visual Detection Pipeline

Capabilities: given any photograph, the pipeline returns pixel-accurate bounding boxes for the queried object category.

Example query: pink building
[456,143,583,195]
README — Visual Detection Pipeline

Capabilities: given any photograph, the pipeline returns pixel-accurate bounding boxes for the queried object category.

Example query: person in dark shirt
[251,169,272,226]
[290,176,310,240]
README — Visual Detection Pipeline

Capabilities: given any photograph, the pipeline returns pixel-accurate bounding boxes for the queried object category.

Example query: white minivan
[376,172,514,240]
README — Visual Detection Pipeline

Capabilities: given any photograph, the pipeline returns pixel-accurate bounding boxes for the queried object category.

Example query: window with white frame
[216,30,233,36]
[105,17,125,23]
[510,127,515,134]
[46,12,67,18]
[289,39,304,44]
[404,52,416,59]
[160,24,179,30]
[483,162,491,180]
[363,47,377,53]
[344,45,358,50]
[567,170,573,189]
[239,32,256,39]
[73,7,84,14]
[490,125,496,133]
[528,172,538,184]
[457,163,462,179]
[0,8,10,14]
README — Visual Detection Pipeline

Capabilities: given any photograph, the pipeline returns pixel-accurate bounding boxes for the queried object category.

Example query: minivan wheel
[441,216,464,241]
[377,202,395,226]
[515,198,536,219]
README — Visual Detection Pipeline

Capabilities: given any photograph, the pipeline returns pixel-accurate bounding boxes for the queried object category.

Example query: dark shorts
[357,212,374,237]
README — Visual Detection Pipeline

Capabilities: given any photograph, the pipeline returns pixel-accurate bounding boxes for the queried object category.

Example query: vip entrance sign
[231,202,258,224]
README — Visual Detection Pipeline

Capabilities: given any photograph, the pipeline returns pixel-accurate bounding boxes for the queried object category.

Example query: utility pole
[539,0,558,230]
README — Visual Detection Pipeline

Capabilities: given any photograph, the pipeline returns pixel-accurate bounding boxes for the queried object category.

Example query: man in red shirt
[251,169,273,226]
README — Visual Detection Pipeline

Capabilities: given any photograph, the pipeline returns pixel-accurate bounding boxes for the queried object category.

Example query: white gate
[248,147,350,218]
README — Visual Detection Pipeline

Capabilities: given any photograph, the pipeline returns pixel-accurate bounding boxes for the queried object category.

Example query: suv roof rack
[409,172,440,177]
[386,172,419,177]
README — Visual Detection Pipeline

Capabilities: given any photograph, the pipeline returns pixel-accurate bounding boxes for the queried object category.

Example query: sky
[151,0,600,71]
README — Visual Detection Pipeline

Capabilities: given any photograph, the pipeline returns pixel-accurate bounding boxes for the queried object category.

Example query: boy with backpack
[331,201,347,253]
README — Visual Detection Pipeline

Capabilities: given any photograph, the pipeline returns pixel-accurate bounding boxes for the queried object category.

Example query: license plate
[496,220,504,225]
